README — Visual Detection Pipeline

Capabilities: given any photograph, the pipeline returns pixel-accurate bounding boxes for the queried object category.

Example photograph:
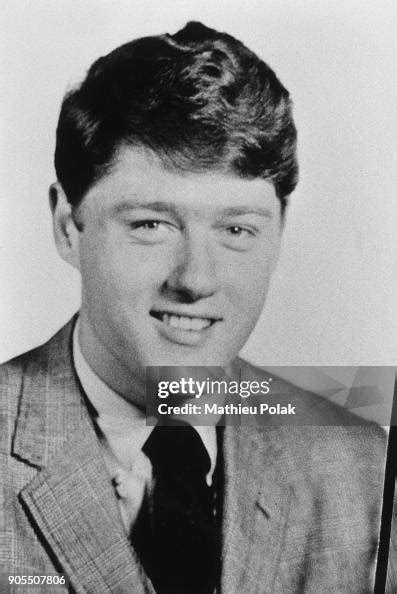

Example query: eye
[134,221,161,230]
[219,224,258,251]
[226,225,253,237]
[127,219,177,243]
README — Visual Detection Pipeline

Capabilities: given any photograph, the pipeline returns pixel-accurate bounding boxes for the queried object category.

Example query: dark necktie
[130,423,221,594]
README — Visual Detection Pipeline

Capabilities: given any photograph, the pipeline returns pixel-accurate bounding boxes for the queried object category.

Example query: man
[0,22,386,593]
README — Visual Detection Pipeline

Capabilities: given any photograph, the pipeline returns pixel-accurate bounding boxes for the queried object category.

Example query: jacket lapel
[20,423,152,593]
[12,319,154,593]
[221,425,291,594]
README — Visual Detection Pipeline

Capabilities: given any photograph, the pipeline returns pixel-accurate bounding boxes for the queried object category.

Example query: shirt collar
[72,318,217,482]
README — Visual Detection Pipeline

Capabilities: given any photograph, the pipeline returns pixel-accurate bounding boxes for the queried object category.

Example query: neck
[77,313,146,408]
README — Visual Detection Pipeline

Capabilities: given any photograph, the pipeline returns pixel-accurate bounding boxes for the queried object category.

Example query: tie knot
[143,423,211,480]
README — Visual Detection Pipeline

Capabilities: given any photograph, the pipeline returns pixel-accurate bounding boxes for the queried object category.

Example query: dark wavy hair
[55,21,298,212]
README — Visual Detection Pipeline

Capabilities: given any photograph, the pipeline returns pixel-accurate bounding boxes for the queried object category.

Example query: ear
[49,182,81,270]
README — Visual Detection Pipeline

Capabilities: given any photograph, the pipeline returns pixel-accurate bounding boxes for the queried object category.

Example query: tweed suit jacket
[0,319,386,593]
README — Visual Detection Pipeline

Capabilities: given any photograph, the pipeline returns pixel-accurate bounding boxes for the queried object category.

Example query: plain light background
[1,0,396,367]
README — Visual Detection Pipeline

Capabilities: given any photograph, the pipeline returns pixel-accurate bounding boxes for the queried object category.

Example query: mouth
[150,310,219,332]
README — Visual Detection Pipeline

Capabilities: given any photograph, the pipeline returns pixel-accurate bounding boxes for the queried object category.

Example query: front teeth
[162,314,212,331]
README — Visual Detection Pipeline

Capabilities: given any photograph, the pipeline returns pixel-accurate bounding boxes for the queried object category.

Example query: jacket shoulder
[235,357,386,470]
[0,349,32,422]
[0,319,76,442]
[236,356,387,429]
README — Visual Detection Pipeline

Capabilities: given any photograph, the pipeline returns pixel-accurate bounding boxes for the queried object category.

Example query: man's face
[71,146,281,389]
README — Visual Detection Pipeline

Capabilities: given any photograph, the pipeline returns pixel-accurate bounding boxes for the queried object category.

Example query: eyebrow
[110,200,180,217]
[109,200,273,219]
[219,206,273,218]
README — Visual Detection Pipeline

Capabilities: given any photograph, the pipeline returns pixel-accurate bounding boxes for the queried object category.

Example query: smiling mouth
[150,311,218,331]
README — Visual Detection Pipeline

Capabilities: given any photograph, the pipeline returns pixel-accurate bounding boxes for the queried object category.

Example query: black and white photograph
[1,2,396,592]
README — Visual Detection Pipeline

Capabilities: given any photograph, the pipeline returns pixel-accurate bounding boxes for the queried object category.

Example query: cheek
[222,248,276,303]
[80,235,174,300]
[232,273,270,318]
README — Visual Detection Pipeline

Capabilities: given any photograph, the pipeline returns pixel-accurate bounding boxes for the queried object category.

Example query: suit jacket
[0,319,386,593]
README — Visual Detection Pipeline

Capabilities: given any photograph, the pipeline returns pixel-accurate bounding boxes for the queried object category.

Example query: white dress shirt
[72,320,217,533]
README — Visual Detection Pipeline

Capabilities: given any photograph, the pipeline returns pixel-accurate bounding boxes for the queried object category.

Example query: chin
[144,350,222,368]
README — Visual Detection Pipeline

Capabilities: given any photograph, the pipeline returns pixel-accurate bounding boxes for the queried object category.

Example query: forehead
[82,146,279,216]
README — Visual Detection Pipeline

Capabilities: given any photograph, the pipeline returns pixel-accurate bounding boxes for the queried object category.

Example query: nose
[164,233,219,301]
